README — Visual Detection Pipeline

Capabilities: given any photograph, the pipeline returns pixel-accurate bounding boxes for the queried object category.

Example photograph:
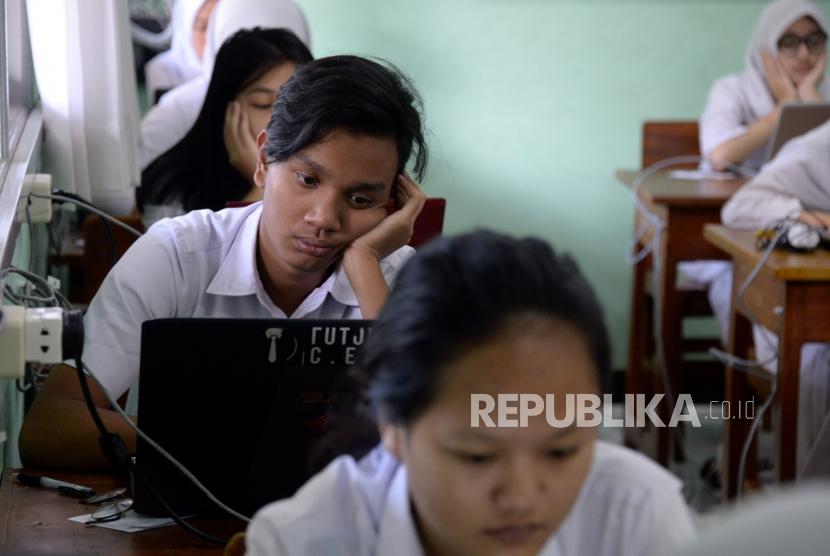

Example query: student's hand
[223,101,259,186]
[346,173,426,261]
[800,210,830,229]
[762,51,798,104]
[797,50,827,102]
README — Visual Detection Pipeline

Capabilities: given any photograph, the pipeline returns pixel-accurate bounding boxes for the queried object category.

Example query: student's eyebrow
[450,423,580,442]
[544,423,579,439]
[245,86,277,96]
[295,153,389,192]
[346,182,388,193]
[447,429,501,443]
[295,153,328,177]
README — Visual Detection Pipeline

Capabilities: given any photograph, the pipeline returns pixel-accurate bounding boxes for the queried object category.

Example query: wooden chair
[407,197,446,247]
[626,120,725,465]
[641,121,701,168]
[50,214,145,304]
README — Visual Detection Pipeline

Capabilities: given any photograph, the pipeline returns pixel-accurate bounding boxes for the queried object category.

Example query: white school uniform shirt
[81,202,414,408]
[245,441,696,556]
[699,0,830,173]
[721,117,830,229]
[138,0,311,169]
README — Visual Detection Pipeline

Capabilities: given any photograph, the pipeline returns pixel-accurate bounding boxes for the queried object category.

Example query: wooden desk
[617,170,745,464]
[704,225,830,498]
[0,469,243,555]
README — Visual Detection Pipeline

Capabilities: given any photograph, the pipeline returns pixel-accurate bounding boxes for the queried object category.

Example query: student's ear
[253,130,269,189]
[379,420,405,462]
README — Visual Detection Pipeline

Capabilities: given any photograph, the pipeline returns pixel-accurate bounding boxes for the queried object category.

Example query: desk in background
[704,225,830,498]
[0,468,243,555]
[617,169,745,465]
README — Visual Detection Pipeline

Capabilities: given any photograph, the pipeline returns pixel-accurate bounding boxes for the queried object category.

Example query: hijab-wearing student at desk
[700,0,830,173]
[143,0,218,103]
[717,118,830,470]
[246,231,696,556]
[18,55,428,470]
[682,0,829,324]
[137,27,313,228]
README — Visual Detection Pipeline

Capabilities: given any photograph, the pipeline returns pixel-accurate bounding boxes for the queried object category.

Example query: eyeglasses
[84,498,133,524]
[777,32,828,57]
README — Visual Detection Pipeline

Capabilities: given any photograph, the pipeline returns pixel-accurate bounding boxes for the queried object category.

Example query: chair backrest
[81,215,144,303]
[409,197,446,247]
[642,121,700,169]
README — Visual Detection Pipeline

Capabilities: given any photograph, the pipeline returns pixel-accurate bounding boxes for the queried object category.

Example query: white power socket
[0,306,25,379]
[0,306,67,379]
[16,173,52,224]
[23,307,64,363]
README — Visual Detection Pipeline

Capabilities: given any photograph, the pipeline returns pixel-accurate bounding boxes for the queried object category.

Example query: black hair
[309,230,611,469]
[138,28,313,213]
[262,55,428,180]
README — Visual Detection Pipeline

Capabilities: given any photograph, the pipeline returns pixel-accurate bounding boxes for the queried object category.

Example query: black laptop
[132,318,371,518]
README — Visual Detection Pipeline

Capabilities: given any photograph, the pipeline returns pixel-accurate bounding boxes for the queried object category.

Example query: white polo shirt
[246,441,696,556]
[81,202,415,404]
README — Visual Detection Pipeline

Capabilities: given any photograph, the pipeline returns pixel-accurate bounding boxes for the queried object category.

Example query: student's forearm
[341,248,390,320]
[20,363,137,470]
[19,396,137,471]
[709,108,779,170]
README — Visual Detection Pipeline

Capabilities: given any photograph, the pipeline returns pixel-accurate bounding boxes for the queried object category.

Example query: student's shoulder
[380,244,416,275]
[155,76,209,109]
[246,446,400,556]
[705,72,747,99]
[143,203,261,256]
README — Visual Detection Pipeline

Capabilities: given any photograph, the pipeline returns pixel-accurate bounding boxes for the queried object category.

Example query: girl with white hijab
[143,0,218,103]
[700,0,830,173]
[139,0,311,169]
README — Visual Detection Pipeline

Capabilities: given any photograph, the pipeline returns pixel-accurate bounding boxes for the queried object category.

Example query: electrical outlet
[16,173,52,224]
[0,306,25,379]
[24,307,64,364]
[0,306,80,378]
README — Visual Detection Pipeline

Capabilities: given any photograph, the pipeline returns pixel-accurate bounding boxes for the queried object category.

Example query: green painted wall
[295,0,830,367]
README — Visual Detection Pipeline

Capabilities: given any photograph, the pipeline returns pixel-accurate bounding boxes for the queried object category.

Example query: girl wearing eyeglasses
[700,0,829,173]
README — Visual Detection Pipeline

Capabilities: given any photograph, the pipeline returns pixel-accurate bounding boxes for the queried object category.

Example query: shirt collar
[206,204,262,296]
[206,203,360,309]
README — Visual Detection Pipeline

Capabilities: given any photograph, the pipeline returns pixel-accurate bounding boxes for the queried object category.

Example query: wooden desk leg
[626,252,648,452]
[724,310,753,499]
[776,288,804,482]
[659,251,684,465]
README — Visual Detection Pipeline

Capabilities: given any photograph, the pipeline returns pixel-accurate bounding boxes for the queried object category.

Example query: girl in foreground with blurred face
[246,230,696,556]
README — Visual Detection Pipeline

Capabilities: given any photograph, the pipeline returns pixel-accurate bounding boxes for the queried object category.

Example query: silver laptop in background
[765,102,830,162]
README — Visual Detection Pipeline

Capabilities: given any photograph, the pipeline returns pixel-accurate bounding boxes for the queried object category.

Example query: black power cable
[48,190,118,268]
[73,354,229,545]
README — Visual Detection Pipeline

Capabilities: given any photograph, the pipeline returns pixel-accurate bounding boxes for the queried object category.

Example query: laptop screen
[133,318,371,518]
[766,102,830,162]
